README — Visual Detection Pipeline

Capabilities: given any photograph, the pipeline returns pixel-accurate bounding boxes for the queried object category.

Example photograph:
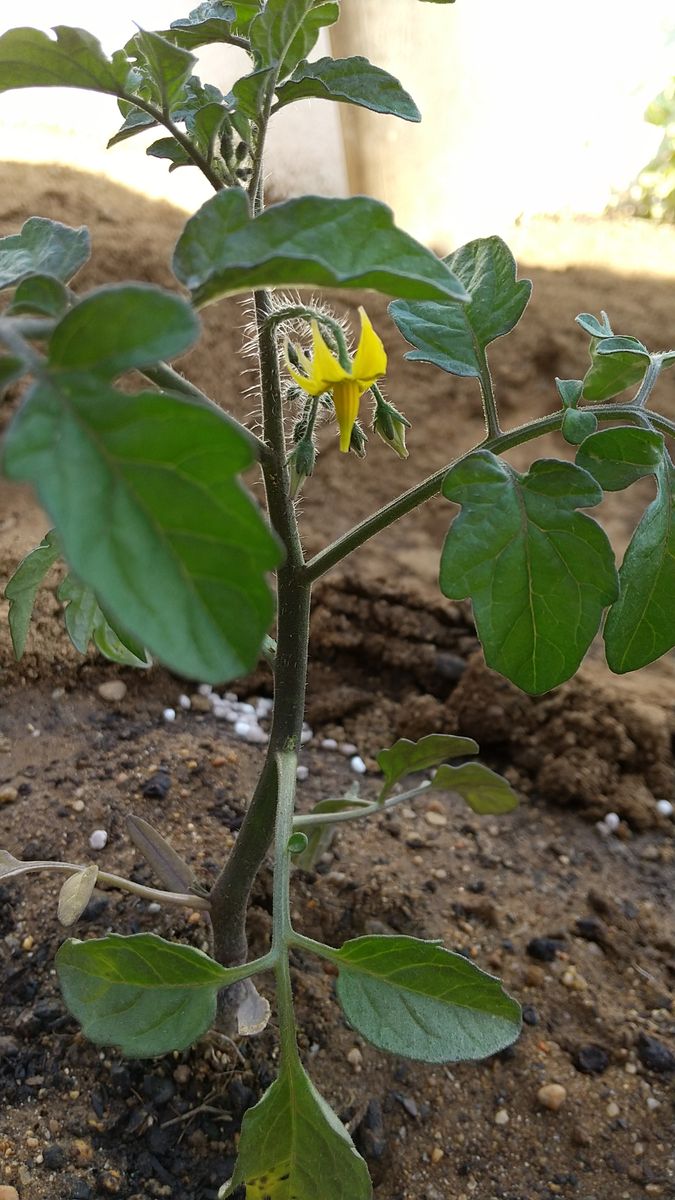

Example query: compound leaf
[274,56,420,122]
[576,426,664,492]
[5,529,61,659]
[376,733,478,802]
[0,25,131,97]
[3,378,280,683]
[333,934,521,1062]
[127,29,196,114]
[431,762,519,815]
[389,235,531,377]
[440,451,618,694]
[56,933,231,1057]
[173,188,468,305]
[604,458,675,672]
[48,284,199,378]
[0,217,90,290]
[220,1055,371,1199]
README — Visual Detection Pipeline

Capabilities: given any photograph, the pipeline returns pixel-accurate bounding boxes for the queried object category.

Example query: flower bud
[288,438,316,498]
[373,398,410,459]
[348,420,368,458]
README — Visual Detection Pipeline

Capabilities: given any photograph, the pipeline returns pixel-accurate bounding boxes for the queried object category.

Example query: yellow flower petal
[284,341,326,396]
[351,306,387,386]
[309,320,350,386]
[332,378,363,453]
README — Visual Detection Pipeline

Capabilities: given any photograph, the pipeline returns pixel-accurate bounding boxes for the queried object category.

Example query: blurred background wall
[0,0,673,248]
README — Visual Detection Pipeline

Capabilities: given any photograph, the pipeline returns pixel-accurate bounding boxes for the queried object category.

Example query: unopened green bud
[373,399,410,460]
[288,438,316,498]
[349,420,368,458]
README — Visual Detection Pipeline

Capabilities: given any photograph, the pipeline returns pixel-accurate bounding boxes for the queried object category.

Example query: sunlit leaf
[376,733,478,802]
[440,451,618,694]
[0,217,90,290]
[220,1055,371,1199]
[0,26,131,97]
[56,933,232,1057]
[173,188,469,305]
[389,235,531,376]
[583,335,649,402]
[162,2,260,48]
[250,0,340,79]
[274,56,420,122]
[333,934,521,1062]
[5,529,61,658]
[126,29,196,114]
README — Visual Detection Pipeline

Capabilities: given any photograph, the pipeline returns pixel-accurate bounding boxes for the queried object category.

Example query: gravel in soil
[0,164,674,1199]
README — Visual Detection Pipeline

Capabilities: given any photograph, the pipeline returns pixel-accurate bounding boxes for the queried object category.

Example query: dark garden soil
[0,163,674,1200]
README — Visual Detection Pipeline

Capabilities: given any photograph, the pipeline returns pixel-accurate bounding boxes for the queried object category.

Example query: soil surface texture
[0,164,674,1200]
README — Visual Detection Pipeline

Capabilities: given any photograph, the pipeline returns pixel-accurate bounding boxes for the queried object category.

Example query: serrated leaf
[57,573,151,667]
[576,426,664,492]
[126,815,196,893]
[0,217,90,290]
[431,762,518,815]
[440,451,618,694]
[250,0,339,79]
[333,934,520,1063]
[0,26,131,97]
[561,407,598,445]
[48,284,199,378]
[376,733,478,803]
[126,30,196,114]
[576,311,613,338]
[604,458,675,673]
[220,1055,371,1199]
[162,2,260,48]
[56,933,232,1056]
[107,106,158,148]
[146,136,193,169]
[232,66,276,118]
[274,56,420,122]
[173,188,469,305]
[583,336,650,402]
[389,235,531,377]
[57,865,99,927]
[3,378,281,683]
[5,529,61,659]
[8,274,69,318]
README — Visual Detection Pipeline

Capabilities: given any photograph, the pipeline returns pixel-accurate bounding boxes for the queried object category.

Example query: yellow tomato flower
[285,307,387,453]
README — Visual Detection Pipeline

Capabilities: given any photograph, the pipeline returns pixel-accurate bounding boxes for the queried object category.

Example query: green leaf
[127,30,196,114]
[576,311,612,338]
[250,0,340,79]
[57,865,99,927]
[576,426,664,492]
[440,451,618,694]
[274,56,420,122]
[388,235,531,377]
[232,65,277,118]
[3,378,281,683]
[162,2,260,48]
[48,285,199,378]
[376,733,478,802]
[294,795,371,870]
[107,106,158,149]
[146,136,193,170]
[220,1055,371,1200]
[333,935,521,1062]
[555,377,583,409]
[173,189,469,305]
[604,458,675,672]
[5,529,61,658]
[0,354,26,397]
[58,574,151,667]
[7,274,69,318]
[430,762,518,815]
[0,217,90,290]
[561,407,598,445]
[0,25,131,97]
[126,814,196,893]
[583,335,650,402]
[56,933,231,1057]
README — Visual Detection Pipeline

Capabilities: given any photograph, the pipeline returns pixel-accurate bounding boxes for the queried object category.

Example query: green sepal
[5,529,61,659]
[173,188,469,305]
[333,934,521,1062]
[220,1054,371,1199]
[440,451,618,694]
[376,733,478,802]
[274,56,420,122]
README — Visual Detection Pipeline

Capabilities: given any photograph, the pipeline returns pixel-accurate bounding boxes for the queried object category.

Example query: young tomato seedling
[1,4,674,1197]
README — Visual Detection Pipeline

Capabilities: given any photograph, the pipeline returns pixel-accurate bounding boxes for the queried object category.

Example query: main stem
[209,289,310,972]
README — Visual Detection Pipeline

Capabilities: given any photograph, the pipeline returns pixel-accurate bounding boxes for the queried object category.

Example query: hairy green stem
[130,94,226,191]
[632,356,663,408]
[293,781,434,830]
[4,859,211,910]
[476,345,501,438]
[304,404,675,582]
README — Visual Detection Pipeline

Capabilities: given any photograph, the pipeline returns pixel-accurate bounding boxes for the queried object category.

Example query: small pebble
[197,683,212,696]
[636,1033,675,1073]
[573,1044,609,1075]
[346,1047,363,1072]
[339,742,358,757]
[527,936,564,963]
[234,720,268,744]
[0,1188,20,1200]
[162,708,176,722]
[89,829,108,851]
[97,680,127,703]
[350,755,367,775]
[296,765,309,782]
[655,799,673,817]
[494,1108,509,1126]
[320,738,338,751]
[424,810,447,827]
[431,1146,444,1164]
[0,785,18,804]
[606,1101,620,1118]
[300,726,313,745]
[537,1083,567,1112]
[178,694,191,710]
[604,812,620,831]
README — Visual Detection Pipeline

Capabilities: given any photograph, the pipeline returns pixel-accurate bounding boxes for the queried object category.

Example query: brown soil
[1,163,674,1200]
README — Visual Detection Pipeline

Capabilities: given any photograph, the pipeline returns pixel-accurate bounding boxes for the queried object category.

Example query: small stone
[527,936,564,963]
[573,1044,609,1075]
[162,708,176,723]
[71,1138,94,1165]
[190,694,211,713]
[606,1101,620,1118]
[320,738,338,751]
[142,770,171,800]
[42,1145,66,1169]
[0,785,18,804]
[655,799,673,817]
[142,1074,175,1106]
[178,694,191,710]
[522,1004,540,1026]
[173,1064,191,1085]
[524,964,546,987]
[603,812,620,831]
[296,765,309,782]
[21,935,34,952]
[424,810,447,827]
[338,742,358,756]
[350,755,367,774]
[346,1047,363,1072]
[431,1146,444,1164]
[300,726,313,745]
[537,1083,567,1112]
[636,1033,675,1073]
[97,680,127,703]
[494,1108,509,1126]
[0,1188,20,1200]
[98,1170,122,1194]
[89,829,108,851]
